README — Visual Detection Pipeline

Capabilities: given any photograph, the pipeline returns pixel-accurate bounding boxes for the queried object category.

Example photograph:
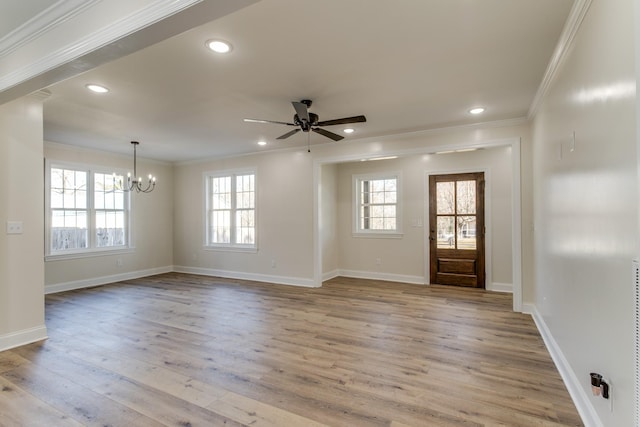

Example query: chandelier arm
[123,141,155,193]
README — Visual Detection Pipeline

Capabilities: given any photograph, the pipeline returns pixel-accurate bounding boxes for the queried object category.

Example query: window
[46,162,130,258]
[353,173,401,236]
[205,171,256,249]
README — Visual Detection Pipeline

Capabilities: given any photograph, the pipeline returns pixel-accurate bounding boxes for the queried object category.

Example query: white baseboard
[0,325,48,352]
[322,269,340,282]
[528,305,601,427]
[173,265,318,288]
[337,269,425,285]
[487,282,513,293]
[45,266,173,294]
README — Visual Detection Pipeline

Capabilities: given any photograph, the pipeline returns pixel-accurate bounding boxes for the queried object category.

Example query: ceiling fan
[243,100,366,141]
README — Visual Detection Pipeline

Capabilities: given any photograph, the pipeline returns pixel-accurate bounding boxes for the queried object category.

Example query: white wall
[333,146,513,289]
[0,94,47,351]
[310,122,531,301]
[320,163,339,279]
[531,0,636,425]
[170,122,530,297]
[43,142,174,292]
[173,149,316,286]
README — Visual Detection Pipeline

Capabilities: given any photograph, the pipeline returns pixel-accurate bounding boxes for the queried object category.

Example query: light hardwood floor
[0,273,582,426]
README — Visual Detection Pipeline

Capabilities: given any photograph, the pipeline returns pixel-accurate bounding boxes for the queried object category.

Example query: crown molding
[0,0,101,59]
[528,0,593,119]
[0,0,203,93]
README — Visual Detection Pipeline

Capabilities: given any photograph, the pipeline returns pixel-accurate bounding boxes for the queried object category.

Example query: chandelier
[122,141,156,193]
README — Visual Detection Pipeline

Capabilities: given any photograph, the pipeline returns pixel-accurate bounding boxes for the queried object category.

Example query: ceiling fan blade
[292,101,310,123]
[276,129,301,140]
[312,127,344,141]
[317,115,367,126]
[244,118,295,126]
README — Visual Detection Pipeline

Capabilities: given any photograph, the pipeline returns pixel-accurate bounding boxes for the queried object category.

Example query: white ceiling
[13,0,575,162]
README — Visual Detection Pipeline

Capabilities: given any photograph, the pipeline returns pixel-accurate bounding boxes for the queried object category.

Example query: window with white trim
[46,162,130,257]
[205,171,256,249]
[353,173,401,235]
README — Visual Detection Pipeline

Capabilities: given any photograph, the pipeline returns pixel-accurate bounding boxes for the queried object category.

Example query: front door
[429,172,485,288]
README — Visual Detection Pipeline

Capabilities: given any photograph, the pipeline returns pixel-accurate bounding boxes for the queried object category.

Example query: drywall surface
[531,0,636,424]
[0,95,47,349]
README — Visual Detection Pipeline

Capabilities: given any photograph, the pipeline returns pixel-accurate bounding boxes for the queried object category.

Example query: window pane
[436,182,454,214]
[51,189,63,209]
[437,216,455,248]
[96,211,125,247]
[370,179,384,192]
[383,218,396,230]
[370,205,384,219]
[383,205,396,218]
[51,210,88,251]
[51,168,63,189]
[384,179,397,192]
[75,171,87,191]
[385,190,397,204]
[212,176,232,210]
[235,210,255,244]
[371,191,384,204]
[457,216,477,250]
[211,210,230,243]
[457,180,476,214]
[370,217,384,229]
[76,190,87,209]
[114,189,124,210]
[63,169,75,188]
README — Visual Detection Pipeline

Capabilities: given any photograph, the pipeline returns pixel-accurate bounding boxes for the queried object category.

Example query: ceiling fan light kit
[244,99,366,142]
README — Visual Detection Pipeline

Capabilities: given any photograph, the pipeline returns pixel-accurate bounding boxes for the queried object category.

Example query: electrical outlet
[116,258,123,267]
[271,260,277,268]
[375,258,381,265]
[6,221,23,234]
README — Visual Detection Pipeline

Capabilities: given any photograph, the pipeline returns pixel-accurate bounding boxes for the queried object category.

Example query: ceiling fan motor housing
[294,112,319,131]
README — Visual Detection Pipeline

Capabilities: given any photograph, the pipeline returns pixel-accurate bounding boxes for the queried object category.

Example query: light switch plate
[6,221,23,234]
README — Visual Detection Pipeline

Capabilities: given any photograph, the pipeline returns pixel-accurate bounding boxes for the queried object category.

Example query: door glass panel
[436,182,454,214]
[456,180,476,214]
[457,216,476,250]
[437,216,455,248]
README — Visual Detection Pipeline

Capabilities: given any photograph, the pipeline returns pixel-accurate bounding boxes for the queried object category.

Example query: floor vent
[634,259,639,426]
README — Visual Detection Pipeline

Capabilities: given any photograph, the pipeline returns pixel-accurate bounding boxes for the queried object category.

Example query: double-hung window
[46,162,130,258]
[205,171,256,249]
[353,173,402,236]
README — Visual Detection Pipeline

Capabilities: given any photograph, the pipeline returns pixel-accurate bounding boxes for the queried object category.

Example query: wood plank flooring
[0,273,582,426]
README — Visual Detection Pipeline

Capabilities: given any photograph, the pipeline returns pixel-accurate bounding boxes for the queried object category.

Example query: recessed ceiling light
[257,140,267,146]
[206,39,232,53]
[86,84,109,93]
[469,107,485,115]
[344,128,355,134]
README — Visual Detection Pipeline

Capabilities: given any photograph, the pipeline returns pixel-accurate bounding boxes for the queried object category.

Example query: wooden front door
[429,172,485,288]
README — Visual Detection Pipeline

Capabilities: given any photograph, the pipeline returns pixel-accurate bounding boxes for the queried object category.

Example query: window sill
[352,232,404,239]
[45,247,135,262]
[204,245,258,253]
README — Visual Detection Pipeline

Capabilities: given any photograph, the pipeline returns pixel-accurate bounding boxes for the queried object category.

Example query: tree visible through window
[206,172,256,248]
